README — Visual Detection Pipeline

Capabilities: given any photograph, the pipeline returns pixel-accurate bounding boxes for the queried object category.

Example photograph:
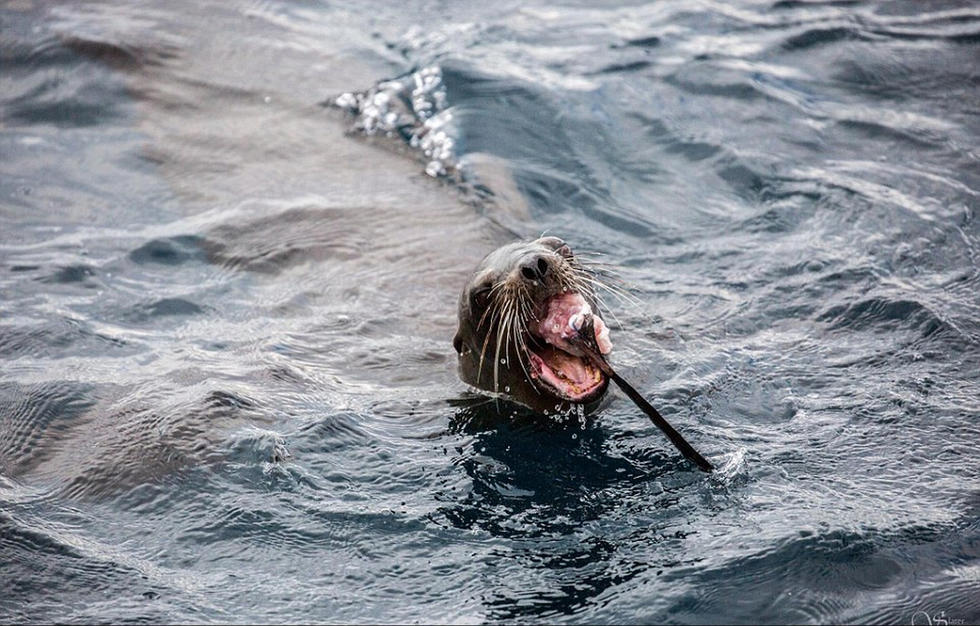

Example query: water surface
[1,0,978,623]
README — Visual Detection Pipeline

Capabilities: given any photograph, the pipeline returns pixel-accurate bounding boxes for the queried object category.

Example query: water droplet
[504,386,510,393]
[425,161,443,177]
[500,358,507,364]
[335,92,357,108]
[571,433,578,440]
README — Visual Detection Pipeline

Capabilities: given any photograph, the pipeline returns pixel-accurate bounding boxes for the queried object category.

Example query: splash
[711,446,748,485]
[332,65,458,178]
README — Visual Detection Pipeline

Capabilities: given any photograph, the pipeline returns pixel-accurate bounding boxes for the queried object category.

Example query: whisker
[514,286,538,391]
[492,306,507,394]
[501,298,514,367]
[476,294,501,383]
[476,316,494,384]
[579,273,642,308]
[476,299,495,331]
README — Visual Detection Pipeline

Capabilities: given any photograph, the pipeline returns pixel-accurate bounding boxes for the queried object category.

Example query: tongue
[536,293,612,355]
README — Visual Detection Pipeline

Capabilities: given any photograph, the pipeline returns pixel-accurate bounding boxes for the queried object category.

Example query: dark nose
[520,255,550,281]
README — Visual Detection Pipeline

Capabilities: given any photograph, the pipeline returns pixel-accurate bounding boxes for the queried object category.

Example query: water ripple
[1,0,977,622]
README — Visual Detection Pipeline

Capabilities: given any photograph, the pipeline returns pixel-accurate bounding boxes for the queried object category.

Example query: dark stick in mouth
[571,315,714,473]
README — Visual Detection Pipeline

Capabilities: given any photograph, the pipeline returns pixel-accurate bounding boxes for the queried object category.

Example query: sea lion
[453,236,614,414]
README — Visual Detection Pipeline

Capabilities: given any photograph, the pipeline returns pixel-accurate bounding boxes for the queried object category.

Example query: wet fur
[453,237,614,413]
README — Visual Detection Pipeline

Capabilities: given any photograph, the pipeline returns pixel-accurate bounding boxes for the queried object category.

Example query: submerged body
[453,237,613,413]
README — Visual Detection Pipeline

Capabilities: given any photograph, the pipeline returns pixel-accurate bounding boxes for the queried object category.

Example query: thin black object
[574,315,714,473]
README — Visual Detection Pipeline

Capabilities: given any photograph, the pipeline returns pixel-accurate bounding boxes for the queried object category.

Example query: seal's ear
[453,331,463,354]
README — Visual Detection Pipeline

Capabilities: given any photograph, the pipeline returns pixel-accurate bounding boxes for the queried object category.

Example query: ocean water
[1,0,978,623]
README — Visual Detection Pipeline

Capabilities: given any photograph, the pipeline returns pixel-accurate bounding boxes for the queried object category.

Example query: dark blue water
[2,1,978,623]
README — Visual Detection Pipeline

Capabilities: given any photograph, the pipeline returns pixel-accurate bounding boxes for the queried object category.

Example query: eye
[471,284,492,308]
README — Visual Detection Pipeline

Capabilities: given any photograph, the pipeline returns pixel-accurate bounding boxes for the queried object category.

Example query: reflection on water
[1,0,979,623]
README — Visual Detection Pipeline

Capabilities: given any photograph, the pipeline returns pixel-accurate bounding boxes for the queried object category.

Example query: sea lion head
[453,236,613,414]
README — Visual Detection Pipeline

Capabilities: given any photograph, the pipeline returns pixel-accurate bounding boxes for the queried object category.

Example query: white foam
[333,65,458,178]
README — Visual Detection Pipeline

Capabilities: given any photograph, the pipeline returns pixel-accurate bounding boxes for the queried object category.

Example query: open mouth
[527,292,612,402]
